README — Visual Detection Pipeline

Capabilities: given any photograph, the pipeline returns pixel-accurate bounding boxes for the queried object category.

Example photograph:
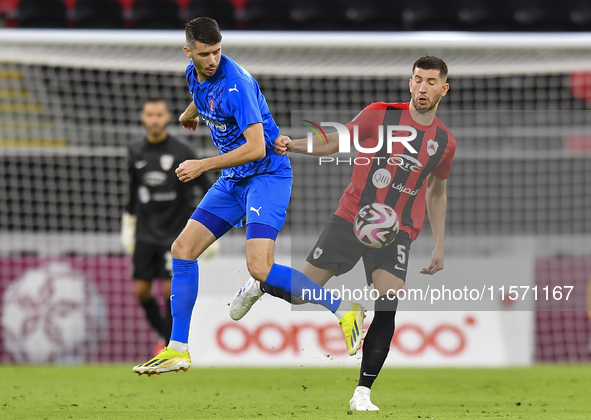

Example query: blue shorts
[191,169,292,236]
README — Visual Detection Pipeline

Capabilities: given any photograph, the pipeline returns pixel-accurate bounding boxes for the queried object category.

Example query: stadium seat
[17,0,68,28]
[243,0,292,30]
[512,0,571,31]
[402,0,461,31]
[132,0,181,29]
[289,0,349,31]
[345,0,404,31]
[186,0,236,30]
[568,0,591,31]
[75,0,124,29]
[456,0,516,31]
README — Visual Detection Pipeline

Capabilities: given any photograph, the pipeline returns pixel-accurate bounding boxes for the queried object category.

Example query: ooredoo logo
[215,320,469,357]
[392,324,466,356]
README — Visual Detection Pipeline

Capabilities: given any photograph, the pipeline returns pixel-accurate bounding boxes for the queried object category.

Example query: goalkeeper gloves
[121,212,137,254]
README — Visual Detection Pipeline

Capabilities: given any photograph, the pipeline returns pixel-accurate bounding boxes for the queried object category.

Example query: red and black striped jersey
[334,102,456,241]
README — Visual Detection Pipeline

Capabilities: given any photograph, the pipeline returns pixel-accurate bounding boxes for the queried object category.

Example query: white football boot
[229,277,264,320]
[349,386,380,411]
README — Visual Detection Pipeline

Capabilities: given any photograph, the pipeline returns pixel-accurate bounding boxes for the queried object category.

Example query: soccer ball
[353,203,400,248]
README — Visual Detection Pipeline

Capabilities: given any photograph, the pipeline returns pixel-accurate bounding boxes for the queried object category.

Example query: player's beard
[412,94,441,113]
[148,126,166,139]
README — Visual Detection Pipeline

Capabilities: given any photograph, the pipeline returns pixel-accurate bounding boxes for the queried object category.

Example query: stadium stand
[456,0,516,31]
[74,0,124,29]
[0,0,587,31]
[131,0,181,29]
[243,0,292,30]
[186,0,235,30]
[345,0,404,31]
[289,0,348,31]
[512,0,572,31]
[16,0,68,28]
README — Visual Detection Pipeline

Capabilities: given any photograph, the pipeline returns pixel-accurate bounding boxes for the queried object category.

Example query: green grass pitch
[1,365,590,419]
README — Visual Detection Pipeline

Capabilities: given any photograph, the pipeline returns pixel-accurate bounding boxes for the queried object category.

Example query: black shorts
[306,215,412,284]
[132,240,173,281]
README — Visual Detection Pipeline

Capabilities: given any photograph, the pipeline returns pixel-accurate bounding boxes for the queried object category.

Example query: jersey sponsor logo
[138,185,150,203]
[426,139,439,156]
[152,191,177,202]
[200,114,227,132]
[391,182,419,195]
[394,264,406,271]
[143,171,167,187]
[209,98,215,112]
[160,155,174,171]
[135,160,148,169]
[313,247,323,259]
[389,154,423,173]
[229,84,239,93]
[249,206,262,216]
[372,168,392,189]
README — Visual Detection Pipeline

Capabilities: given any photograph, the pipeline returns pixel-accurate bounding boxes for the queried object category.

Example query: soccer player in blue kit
[133,17,365,375]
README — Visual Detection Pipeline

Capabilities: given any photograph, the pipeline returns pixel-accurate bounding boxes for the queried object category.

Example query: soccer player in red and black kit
[122,98,213,351]
[230,56,456,411]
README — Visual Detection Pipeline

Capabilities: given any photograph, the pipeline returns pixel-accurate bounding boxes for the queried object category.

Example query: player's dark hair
[412,56,448,81]
[185,17,222,49]
[143,97,169,109]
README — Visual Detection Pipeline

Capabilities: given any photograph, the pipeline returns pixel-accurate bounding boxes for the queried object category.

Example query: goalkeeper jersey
[126,135,212,245]
[186,54,290,180]
[334,102,456,241]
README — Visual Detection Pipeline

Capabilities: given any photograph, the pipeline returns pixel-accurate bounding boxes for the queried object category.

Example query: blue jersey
[186,55,290,180]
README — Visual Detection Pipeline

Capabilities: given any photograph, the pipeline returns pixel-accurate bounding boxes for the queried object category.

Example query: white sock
[334,300,353,320]
[168,340,188,353]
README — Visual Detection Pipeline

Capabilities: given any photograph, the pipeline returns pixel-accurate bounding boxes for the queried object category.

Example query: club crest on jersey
[209,98,215,112]
[427,139,439,156]
[313,247,323,259]
[160,154,174,171]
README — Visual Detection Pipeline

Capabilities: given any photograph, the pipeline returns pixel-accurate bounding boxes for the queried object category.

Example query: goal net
[0,30,590,364]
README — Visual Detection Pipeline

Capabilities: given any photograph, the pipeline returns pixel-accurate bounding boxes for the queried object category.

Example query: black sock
[260,282,303,304]
[162,297,172,342]
[358,295,398,389]
[140,297,166,340]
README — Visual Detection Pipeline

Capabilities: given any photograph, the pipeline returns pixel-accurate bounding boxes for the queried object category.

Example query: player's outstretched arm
[421,174,447,275]
[179,101,199,131]
[176,123,266,182]
[283,131,340,156]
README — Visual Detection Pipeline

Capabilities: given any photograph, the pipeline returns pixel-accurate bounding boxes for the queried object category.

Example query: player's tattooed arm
[421,174,447,275]
[275,131,340,156]
[179,101,199,131]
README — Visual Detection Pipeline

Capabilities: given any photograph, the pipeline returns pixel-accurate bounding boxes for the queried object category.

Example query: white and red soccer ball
[353,203,400,248]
